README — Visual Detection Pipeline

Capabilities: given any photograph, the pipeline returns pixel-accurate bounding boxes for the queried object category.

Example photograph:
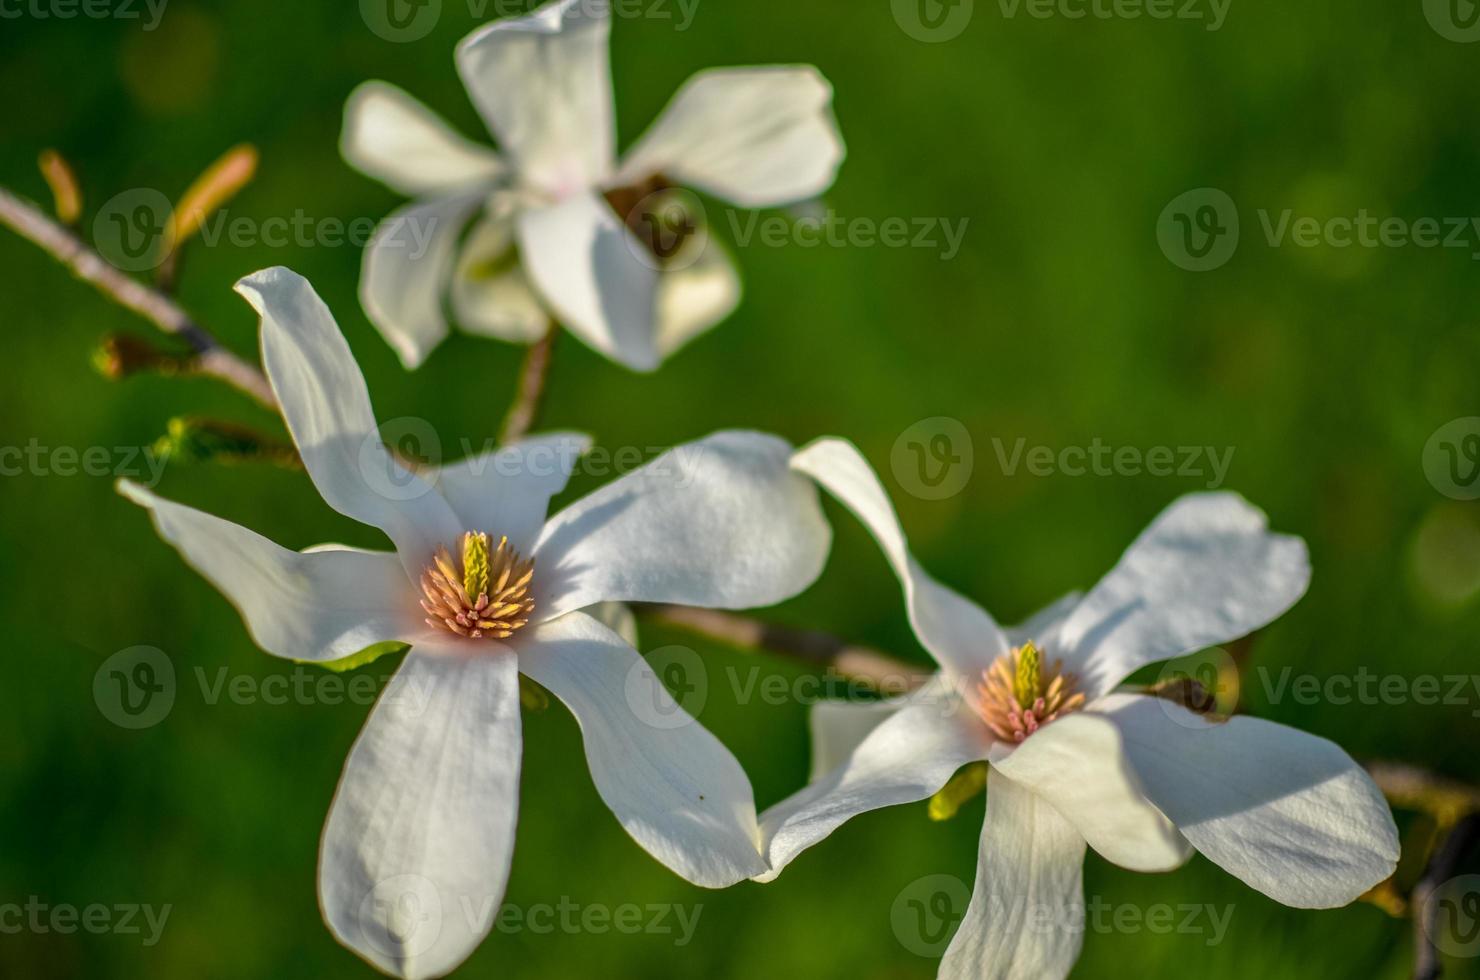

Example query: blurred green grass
[3,0,1480,976]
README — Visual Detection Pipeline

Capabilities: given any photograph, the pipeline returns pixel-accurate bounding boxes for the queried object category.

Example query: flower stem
[498,324,558,445]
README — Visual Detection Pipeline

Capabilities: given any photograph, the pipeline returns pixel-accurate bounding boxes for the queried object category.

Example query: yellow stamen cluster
[420,532,534,640]
[976,641,1086,743]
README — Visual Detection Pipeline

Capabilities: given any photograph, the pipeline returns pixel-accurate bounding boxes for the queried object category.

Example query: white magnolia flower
[757,438,1400,978]
[342,0,845,372]
[117,266,833,979]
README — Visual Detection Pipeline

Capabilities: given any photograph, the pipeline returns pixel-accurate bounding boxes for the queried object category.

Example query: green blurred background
[3,0,1480,976]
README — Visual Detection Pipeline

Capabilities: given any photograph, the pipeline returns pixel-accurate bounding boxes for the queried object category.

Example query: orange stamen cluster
[975,642,1086,743]
[420,532,534,640]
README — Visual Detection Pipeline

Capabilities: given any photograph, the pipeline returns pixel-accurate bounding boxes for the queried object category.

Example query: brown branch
[0,185,278,411]
[498,325,557,445]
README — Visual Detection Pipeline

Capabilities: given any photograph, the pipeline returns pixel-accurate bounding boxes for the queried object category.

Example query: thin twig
[1412,812,1480,980]
[0,185,278,411]
[498,325,557,445]
[638,604,931,693]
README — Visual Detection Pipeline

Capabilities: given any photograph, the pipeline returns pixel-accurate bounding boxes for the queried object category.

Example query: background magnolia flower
[342,0,845,372]
[754,438,1400,979]
[117,266,832,979]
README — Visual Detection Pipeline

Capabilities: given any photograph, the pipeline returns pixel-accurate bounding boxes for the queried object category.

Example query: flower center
[603,174,698,263]
[420,532,534,640]
[974,641,1085,742]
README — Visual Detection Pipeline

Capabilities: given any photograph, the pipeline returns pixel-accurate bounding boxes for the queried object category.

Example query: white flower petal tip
[320,645,522,980]
[519,612,767,886]
[617,66,846,209]
[341,80,504,197]
[1098,693,1400,909]
[788,437,1008,678]
[1059,490,1312,700]
[456,0,615,194]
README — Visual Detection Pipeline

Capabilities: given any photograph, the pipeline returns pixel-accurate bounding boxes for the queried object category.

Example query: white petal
[450,209,549,344]
[791,437,1008,678]
[532,430,830,621]
[654,228,740,359]
[940,769,1086,980]
[517,611,765,885]
[360,194,482,370]
[341,81,504,197]
[239,268,463,574]
[455,0,614,194]
[806,674,955,780]
[1093,693,1400,908]
[988,713,1191,872]
[320,643,521,980]
[1057,492,1311,700]
[117,480,412,662]
[1003,591,1083,649]
[616,67,845,208]
[431,431,592,554]
[756,692,989,882]
[516,192,659,371]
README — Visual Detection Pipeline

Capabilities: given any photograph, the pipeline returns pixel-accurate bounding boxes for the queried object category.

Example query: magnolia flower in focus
[118,266,832,979]
[342,0,845,372]
[756,438,1400,978]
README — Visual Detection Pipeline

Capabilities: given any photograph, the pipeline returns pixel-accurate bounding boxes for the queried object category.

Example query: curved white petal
[616,67,845,208]
[655,229,740,358]
[791,437,1008,679]
[940,769,1086,980]
[756,692,989,882]
[516,192,659,371]
[988,712,1191,872]
[342,81,505,197]
[238,268,463,573]
[360,194,482,370]
[320,642,521,980]
[532,430,830,621]
[431,431,592,554]
[517,611,765,885]
[1057,492,1311,701]
[1093,693,1400,908]
[455,0,614,194]
[1004,591,1084,649]
[118,480,413,661]
[806,674,953,780]
[451,210,549,344]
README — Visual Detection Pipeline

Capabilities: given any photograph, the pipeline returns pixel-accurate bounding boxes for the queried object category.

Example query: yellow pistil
[420,532,535,640]
[976,641,1086,743]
